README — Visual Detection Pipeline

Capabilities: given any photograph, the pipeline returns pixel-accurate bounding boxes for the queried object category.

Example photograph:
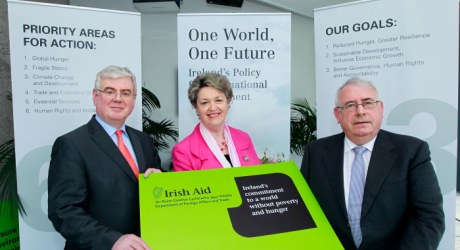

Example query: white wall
[70,0,316,168]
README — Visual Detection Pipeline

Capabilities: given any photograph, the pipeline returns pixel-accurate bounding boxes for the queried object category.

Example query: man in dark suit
[48,65,162,250]
[301,77,444,250]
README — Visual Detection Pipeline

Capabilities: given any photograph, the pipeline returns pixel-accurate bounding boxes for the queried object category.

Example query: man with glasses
[48,65,162,250]
[301,77,444,249]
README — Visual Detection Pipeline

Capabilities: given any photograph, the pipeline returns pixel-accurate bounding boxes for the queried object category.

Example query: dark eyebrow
[102,87,116,91]
[101,87,133,92]
[344,98,375,104]
[344,100,357,105]
[362,98,375,102]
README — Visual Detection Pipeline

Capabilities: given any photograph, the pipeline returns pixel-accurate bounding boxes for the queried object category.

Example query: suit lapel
[126,127,146,173]
[189,125,211,161]
[88,118,138,182]
[361,131,396,219]
[324,134,349,219]
[229,127,250,159]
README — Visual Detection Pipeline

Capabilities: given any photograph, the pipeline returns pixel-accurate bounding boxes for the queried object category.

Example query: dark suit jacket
[300,130,444,250]
[48,116,161,250]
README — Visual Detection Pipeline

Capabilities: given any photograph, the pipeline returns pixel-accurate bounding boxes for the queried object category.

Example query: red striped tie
[115,130,139,179]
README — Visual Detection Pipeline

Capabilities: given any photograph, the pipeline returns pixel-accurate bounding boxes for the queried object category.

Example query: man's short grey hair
[335,77,379,106]
[94,65,137,93]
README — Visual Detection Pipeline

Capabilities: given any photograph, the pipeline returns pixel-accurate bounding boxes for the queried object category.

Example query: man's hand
[112,234,150,250]
[143,167,162,178]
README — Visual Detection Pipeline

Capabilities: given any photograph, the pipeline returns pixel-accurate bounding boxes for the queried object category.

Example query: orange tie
[115,130,139,179]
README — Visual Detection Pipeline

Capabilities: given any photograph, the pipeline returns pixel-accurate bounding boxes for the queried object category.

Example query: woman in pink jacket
[172,73,261,171]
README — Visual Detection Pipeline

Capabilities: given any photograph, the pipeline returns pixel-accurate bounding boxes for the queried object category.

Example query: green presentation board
[139,161,343,249]
[0,200,20,250]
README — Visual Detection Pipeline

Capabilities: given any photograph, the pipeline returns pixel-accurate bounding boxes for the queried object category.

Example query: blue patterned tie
[348,146,366,247]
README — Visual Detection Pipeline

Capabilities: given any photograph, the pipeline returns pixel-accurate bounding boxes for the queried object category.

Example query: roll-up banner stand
[314,0,458,249]
[8,0,142,248]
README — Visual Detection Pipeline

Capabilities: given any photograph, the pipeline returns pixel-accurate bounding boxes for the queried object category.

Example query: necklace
[220,134,227,151]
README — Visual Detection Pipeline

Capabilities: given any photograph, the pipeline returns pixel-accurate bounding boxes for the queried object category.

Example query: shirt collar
[95,115,126,135]
[344,135,377,153]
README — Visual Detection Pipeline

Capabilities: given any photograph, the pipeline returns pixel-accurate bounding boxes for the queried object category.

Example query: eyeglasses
[96,88,135,99]
[337,100,380,112]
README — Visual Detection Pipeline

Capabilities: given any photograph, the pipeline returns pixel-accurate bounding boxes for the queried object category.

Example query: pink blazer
[172,124,261,171]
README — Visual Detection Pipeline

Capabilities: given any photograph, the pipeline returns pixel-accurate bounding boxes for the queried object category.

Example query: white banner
[314,0,458,249]
[8,0,142,248]
[177,13,291,163]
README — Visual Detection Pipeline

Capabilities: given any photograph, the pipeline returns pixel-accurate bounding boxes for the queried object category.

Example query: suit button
[346,223,350,228]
